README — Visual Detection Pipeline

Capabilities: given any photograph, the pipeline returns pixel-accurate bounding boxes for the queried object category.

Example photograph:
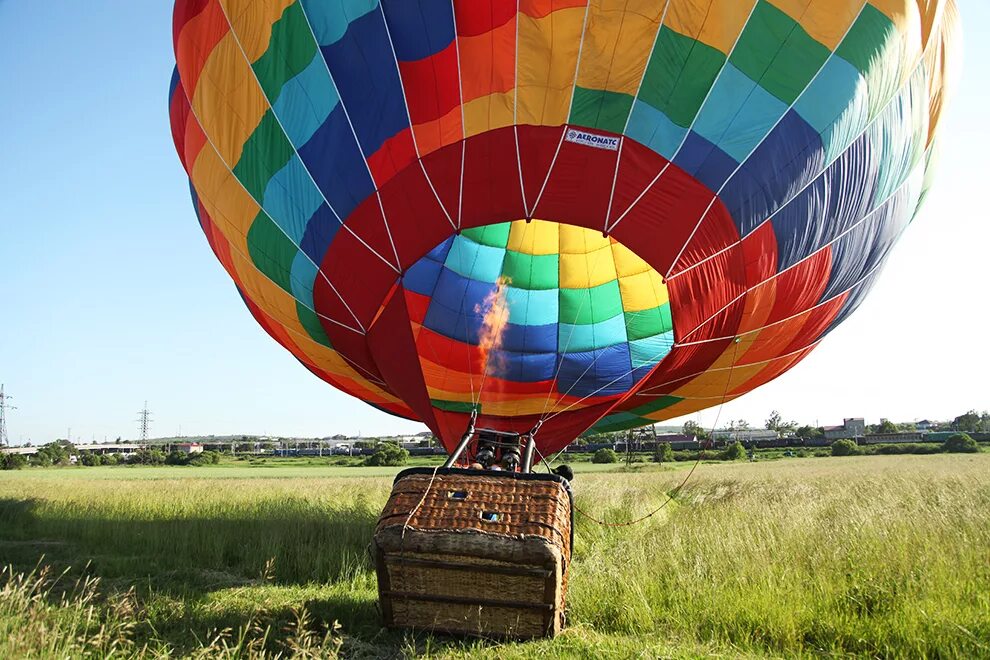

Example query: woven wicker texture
[374,470,572,639]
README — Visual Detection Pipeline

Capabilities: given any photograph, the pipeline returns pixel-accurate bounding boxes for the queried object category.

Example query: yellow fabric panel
[618,269,668,312]
[870,0,924,80]
[228,249,306,332]
[220,0,295,62]
[922,1,959,145]
[192,33,268,167]
[189,146,256,256]
[462,92,515,137]
[559,222,611,253]
[574,0,664,96]
[516,7,587,126]
[508,219,560,255]
[669,359,766,399]
[637,393,741,421]
[609,240,652,277]
[767,0,860,50]
[560,245,618,288]
[665,0,756,54]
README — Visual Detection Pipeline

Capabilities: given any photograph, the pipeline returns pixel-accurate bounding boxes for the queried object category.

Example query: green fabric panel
[629,395,682,416]
[729,1,830,104]
[501,251,558,290]
[461,222,510,248]
[584,412,642,434]
[559,280,623,325]
[246,211,297,293]
[835,4,895,75]
[296,302,332,347]
[638,27,726,127]
[233,111,294,200]
[430,399,476,413]
[624,305,672,341]
[569,87,634,133]
[252,2,316,102]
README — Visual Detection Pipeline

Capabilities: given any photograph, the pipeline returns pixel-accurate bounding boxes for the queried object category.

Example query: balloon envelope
[170,0,958,454]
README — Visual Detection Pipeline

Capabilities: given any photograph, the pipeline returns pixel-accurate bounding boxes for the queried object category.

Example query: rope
[546,338,742,528]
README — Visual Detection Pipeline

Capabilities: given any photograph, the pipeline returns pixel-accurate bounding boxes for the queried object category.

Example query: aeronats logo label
[565,128,620,151]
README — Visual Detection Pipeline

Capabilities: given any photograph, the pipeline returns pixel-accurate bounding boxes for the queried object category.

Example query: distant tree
[765,410,797,434]
[654,442,674,464]
[942,433,979,454]
[592,448,618,464]
[1,453,27,470]
[165,451,188,466]
[730,419,751,431]
[720,441,747,461]
[133,448,165,465]
[952,410,984,434]
[364,443,409,467]
[682,420,710,440]
[875,419,899,434]
[79,452,103,467]
[831,439,860,456]
[795,425,823,440]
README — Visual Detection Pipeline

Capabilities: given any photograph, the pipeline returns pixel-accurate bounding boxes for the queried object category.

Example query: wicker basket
[373,468,573,639]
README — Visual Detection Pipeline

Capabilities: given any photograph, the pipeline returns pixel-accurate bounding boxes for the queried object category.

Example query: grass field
[1,454,988,658]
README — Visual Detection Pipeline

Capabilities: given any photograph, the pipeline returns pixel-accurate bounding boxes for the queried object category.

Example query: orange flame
[475,275,512,380]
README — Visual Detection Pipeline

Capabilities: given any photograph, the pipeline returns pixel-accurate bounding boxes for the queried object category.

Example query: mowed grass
[1,455,988,658]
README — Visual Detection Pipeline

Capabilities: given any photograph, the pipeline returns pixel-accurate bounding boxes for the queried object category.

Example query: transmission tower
[136,402,153,442]
[0,385,14,449]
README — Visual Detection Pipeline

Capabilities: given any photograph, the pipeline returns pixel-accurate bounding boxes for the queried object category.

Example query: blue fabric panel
[494,350,558,383]
[628,333,675,369]
[444,234,505,283]
[263,156,325,242]
[273,54,340,147]
[290,253,318,308]
[424,268,494,343]
[501,322,558,354]
[556,344,633,398]
[626,100,687,161]
[870,73,928,205]
[674,131,737,193]
[300,0,380,46]
[630,364,655,387]
[794,56,863,135]
[425,235,454,262]
[693,64,788,163]
[505,287,558,326]
[719,110,825,236]
[823,266,884,336]
[299,204,341,264]
[298,105,374,220]
[770,128,880,271]
[402,253,444,295]
[380,0,455,61]
[558,315,628,353]
[320,10,410,157]
[820,167,921,301]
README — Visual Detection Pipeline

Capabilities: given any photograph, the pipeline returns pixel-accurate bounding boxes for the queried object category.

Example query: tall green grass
[1,455,988,657]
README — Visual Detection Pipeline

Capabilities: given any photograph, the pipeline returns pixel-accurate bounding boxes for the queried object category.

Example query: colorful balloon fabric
[170,0,959,455]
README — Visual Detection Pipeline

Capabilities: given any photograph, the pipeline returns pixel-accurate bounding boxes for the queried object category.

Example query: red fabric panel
[172,0,211,51]
[516,125,568,215]
[398,43,461,125]
[778,293,848,355]
[378,163,455,271]
[367,128,417,188]
[531,130,621,233]
[460,127,527,228]
[741,221,777,286]
[174,0,228,95]
[455,0,516,36]
[766,246,833,325]
[667,249,746,341]
[419,140,463,225]
[367,286,439,430]
[729,345,816,397]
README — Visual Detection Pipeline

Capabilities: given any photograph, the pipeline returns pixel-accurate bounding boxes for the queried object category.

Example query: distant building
[823,418,866,441]
[175,442,204,455]
[916,420,933,431]
[861,432,927,445]
[713,429,778,443]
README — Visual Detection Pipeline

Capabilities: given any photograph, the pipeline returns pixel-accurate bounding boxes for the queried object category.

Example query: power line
[0,385,14,449]
[136,401,153,442]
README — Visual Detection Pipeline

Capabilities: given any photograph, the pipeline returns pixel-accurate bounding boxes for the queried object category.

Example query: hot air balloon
[169,0,957,456]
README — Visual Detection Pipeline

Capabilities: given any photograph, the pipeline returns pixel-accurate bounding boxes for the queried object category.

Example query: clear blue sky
[1,2,986,444]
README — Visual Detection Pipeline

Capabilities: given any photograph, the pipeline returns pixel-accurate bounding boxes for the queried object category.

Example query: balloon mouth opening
[400,219,677,420]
